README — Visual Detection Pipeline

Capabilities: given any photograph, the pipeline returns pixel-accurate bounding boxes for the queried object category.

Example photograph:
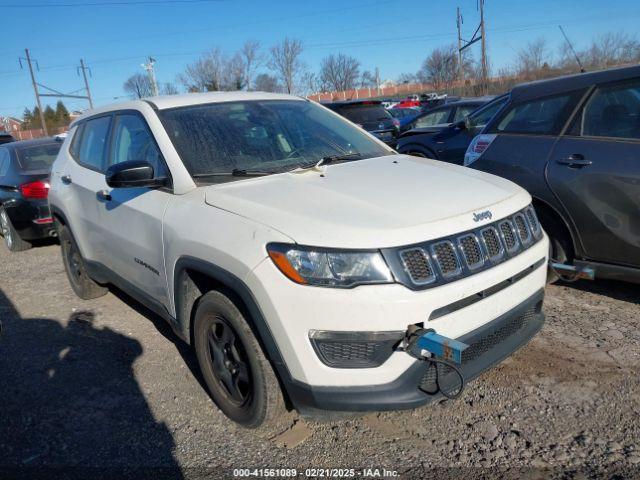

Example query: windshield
[467,96,508,130]
[16,143,61,172]
[159,100,392,177]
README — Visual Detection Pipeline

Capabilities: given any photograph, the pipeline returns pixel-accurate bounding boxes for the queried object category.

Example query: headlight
[267,243,393,287]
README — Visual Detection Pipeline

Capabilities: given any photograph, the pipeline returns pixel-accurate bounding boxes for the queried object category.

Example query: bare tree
[268,38,304,94]
[319,53,361,91]
[123,73,154,99]
[179,48,227,92]
[584,32,640,69]
[241,40,263,90]
[254,73,281,93]
[225,53,246,90]
[417,44,460,90]
[161,82,179,95]
[360,70,376,88]
[516,38,550,80]
[300,70,319,96]
[397,72,417,84]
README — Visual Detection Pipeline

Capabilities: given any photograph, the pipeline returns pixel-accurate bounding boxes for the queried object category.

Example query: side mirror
[105,160,166,188]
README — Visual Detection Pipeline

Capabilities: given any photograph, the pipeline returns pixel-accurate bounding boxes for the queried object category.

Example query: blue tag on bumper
[416,331,469,364]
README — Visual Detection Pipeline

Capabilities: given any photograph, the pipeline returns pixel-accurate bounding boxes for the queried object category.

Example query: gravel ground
[1,241,639,479]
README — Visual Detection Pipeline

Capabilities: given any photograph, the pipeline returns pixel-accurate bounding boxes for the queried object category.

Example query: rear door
[547,79,640,266]
[478,90,585,202]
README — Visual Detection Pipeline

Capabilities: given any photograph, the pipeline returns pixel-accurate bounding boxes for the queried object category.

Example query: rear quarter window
[333,104,391,124]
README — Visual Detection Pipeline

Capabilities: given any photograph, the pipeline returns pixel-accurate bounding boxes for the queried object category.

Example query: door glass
[581,81,640,140]
[414,109,450,128]
[78,116,111,171]
[0,149,9,176]
[110,114,164,175]
[494,94,573,135]
[453,105,478,123]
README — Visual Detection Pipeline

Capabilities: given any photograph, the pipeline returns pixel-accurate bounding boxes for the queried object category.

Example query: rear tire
[193,290,289,432]
[59,225,108,299]
[0,207,32,252]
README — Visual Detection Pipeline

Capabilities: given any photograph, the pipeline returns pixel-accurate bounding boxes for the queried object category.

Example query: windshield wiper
[292,152,362,172]
[193,168,273,178]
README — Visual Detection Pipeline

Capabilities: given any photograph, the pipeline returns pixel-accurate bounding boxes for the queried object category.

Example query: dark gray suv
[466,65,640,283]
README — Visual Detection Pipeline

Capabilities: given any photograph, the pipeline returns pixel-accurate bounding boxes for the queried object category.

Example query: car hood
[204,155,531,249]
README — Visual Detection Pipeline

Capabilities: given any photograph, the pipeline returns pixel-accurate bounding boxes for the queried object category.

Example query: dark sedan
[0,132,15,145]
[324,100,399,147]
[397,96,507,164]
[0,137,62,251]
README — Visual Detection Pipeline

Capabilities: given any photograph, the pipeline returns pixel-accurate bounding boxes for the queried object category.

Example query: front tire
[0,207,32,252]
[194,290,288,430]
[59,225,108,299]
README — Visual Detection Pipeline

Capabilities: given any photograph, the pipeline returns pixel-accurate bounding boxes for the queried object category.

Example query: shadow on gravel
[0,288,183,479]
[560,278,640,305]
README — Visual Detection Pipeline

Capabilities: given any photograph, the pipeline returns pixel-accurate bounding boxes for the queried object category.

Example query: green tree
[31,107,42,129]
[44,105,57,130]
[22,108,33,129]
[55,101,70,126]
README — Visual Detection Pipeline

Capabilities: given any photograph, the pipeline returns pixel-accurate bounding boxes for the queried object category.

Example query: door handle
[556,154,592,168]
[61,175,72,185]
[96,190,112,202]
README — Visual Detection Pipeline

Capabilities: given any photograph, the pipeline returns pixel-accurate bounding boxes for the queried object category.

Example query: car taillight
[464,134,497,167]
[19,180,50,199]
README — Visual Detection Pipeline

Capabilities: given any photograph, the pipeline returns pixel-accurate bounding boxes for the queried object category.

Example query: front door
[547,79,640,266]
[98,112,171,307]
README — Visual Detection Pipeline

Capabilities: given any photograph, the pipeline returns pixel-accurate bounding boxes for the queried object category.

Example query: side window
[69,124,84,160]
[0,149,9,177]
[78,116,111,171]
[468,97,508,130]
[453,105,477,123]
[493,93,576,135]
[414,108,450,128]
[109,114,164,175]
[580,81,640,140]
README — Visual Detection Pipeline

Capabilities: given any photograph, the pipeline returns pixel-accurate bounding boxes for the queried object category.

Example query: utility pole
[479,0,489,94]
[78,59,94,109]
[142,57,159,97]
[456,6,465,94]
[375,67,381,96]
[22,48,48,136]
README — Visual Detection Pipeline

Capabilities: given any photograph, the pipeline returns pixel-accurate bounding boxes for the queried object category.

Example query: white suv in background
[48,92,548,429]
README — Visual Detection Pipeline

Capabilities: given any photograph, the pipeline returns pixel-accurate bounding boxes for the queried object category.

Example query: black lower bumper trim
[288,288,545,413]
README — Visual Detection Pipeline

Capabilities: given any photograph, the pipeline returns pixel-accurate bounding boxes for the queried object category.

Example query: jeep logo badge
[473,210,493,222]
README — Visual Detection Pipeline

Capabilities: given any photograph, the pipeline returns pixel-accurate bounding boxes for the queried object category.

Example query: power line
[5,0,227,8]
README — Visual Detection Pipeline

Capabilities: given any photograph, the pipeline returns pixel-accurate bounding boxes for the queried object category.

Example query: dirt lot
[1,241,639,479]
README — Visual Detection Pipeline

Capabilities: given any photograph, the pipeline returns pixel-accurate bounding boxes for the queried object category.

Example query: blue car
[388,107,422,131]
[397,96,508,164]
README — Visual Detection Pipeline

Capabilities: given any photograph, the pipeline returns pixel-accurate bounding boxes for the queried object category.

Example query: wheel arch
[173,256,296,406]
[531,196,576,260]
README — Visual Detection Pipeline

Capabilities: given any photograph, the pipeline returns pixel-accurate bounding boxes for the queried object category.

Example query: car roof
[71,91,305,125]
[323,99,383,106]
[511,64,640,101]
[0,137,61,151]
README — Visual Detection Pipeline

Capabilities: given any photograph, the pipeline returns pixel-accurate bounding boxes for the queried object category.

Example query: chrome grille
[394,205,542,289]
[480,227,504,261]
[514,213,532,244]
[400,248,435,285]
[525,206,541,238]
[431,241,461,277]
[458,234,484,269]
[499,220,518,253]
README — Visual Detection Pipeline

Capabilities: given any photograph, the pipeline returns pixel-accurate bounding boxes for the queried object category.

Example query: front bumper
[287,288,545,412]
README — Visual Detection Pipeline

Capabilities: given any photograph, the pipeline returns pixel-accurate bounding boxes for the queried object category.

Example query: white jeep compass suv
[48,92,548,429]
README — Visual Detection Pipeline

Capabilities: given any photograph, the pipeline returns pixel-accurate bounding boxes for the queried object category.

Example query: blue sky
[1,0,639,119]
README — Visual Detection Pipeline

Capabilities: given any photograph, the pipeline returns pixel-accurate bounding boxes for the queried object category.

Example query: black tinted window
[78,116,111,170]
[16,143,60,172]
[0,149,9,176]
[580,81,640,140]
[468,97,508,130]
[494,94,574,135]
[414,108,451,128]
[332,104,391,124]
